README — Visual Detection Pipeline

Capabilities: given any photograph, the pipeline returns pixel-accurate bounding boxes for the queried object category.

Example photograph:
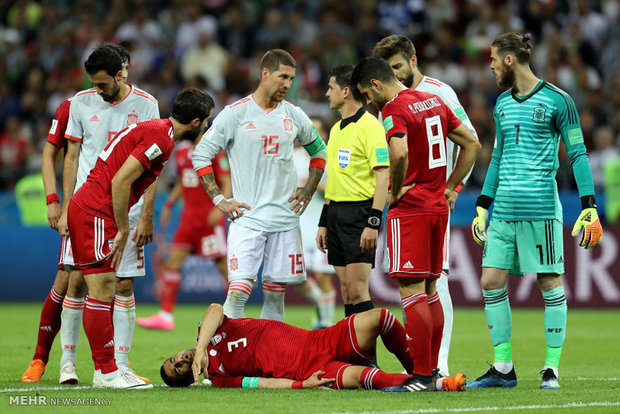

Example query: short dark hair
[492,32,534,64]
[171,87,215,124]
[160,365,193,388]
[260,49,296,72]
[372,35,416,60]
[351,57,397,89]
[84,44,123,77]
[328,64,362,102]
[101,42,130,66]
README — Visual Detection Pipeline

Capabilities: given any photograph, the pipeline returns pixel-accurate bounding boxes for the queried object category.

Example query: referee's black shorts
[326,199,376,267]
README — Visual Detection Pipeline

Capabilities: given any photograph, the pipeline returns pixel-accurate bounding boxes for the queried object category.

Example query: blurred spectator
[180,29,228,92]
[589,126,620,192]
[0,116,33,188]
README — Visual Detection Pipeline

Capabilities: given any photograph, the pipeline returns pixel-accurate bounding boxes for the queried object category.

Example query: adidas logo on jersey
[40,325,53,332]
[403,261,414,269]
[89,115,100,122]
[103,340,115,348]
[246,122,256,129]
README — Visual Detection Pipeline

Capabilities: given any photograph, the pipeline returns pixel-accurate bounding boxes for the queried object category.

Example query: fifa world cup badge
[532,106,546,123]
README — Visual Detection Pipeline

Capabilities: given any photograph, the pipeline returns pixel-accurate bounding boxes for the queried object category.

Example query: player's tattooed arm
[199,173,250,221]
[289,166,324,215]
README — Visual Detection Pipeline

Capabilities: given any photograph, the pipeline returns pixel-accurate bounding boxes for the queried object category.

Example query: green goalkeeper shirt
[481,80,594,222]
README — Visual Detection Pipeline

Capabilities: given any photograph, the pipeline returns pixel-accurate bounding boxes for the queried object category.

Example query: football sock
[543,285,566,371]
[299,278,320,305]
[160,269,181,315]
[353,300,374,314]
[83,297,117,374]
[360,367,410,390]
[60,296,84,367]
[483,287,512,365]
[378,308,413,372]
[317,289,336,327]
[344,304,354,317]
[223,279,253,318]
[402,293,433,376]
[113,294,136,367]
[260,281,286,321]
[428,292,444,371]
[33,287,64,364]
[436,272,453,375]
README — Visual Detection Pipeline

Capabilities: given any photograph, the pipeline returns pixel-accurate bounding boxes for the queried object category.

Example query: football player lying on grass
[160,303,465,391]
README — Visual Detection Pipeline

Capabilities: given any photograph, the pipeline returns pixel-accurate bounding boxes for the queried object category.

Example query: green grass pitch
[1,303,619,413]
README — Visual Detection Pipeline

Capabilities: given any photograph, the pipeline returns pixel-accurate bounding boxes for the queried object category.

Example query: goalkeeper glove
[471,206,488,246]
[571,208,603,249]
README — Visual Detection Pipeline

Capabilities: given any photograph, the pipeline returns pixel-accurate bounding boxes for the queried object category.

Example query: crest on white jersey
[126,113,138,126]
[145,143,162,160]
[338,148,351,168]
[283,118,293,132]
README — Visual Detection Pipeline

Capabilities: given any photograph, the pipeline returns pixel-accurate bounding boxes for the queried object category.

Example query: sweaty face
[162,348,195,384]
[325,76,345,111]
[264,64,296,103]
[490,47,515,88]
[89,70,121,103]
[357,84,387,111]
[386,54,414,88]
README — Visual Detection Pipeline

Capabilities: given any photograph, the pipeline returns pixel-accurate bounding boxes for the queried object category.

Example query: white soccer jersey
[415,76,479,271]
[192,95,317,232]
[65,85,159,222]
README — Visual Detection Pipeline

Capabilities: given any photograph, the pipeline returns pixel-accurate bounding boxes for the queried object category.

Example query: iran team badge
[338,148,351,168]
[230,256,239,271]
[283,118,293,131]
[126,113,138,126]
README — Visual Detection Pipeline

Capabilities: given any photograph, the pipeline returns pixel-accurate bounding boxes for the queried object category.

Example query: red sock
[360,367,410,390]
[428,292,444,371]
[160,270,181,313]
[83,297,117,374]
[33,287,65,363]
[402,293,433,377]
[378,308,414,373]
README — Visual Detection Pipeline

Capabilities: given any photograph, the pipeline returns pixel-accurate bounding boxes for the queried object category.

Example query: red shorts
[301,315,372,389]
[67,202,115,275]
[172,216,227,259]
[387,214,448,279]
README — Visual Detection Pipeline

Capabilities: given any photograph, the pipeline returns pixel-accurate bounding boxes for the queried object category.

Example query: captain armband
[242,377,259,388]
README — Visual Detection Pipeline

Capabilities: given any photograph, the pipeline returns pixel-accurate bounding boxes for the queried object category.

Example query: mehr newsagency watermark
[8,394,112,406]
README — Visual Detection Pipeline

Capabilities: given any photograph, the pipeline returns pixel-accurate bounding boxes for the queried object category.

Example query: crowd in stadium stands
[1,0,619,193]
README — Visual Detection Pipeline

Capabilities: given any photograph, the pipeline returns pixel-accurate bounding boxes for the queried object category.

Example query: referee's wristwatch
[366,209,383,230]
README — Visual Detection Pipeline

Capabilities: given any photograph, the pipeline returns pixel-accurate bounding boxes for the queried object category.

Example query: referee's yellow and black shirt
[325,107,390,202]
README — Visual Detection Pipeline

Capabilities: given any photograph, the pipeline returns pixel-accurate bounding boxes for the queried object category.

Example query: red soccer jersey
[72,118,175,219]
[175,141,230,225]
[381,89,461,218]
[206,316,310,387]
[46,99,71,154]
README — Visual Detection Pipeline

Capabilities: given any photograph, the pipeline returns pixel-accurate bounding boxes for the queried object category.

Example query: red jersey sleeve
[381,104,408,141]
[210,375,243,388]
[47,99,71,147]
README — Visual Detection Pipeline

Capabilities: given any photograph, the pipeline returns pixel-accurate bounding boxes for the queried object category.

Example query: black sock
[353,300,374,314]
[344,304,355,317]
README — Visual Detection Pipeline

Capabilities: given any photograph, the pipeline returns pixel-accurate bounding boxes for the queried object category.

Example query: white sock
[260,281,286,321]
[60,296,84,367]
[223,280,253,318]
[299,278,320,305]
[493,361,514,374]
[113,294,136,368]
[436,272,453,375]
[543,365,559,378]
[318,290,336,327]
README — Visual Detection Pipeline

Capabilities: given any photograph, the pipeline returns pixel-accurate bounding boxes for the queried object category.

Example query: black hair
[171,87,215,125]
[351,57,397,88]
[101,42,130,66]
[492,32,534,64]
[160,364,193,388]
[260,49,296,72]
[84,45,123,77]
[328,64,363,102]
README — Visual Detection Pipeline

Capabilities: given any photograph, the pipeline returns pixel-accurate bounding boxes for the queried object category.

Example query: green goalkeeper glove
[471,206,488,246]
[571,208,603,249]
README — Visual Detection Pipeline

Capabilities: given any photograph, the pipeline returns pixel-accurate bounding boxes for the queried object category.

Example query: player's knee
[115,278,134,296]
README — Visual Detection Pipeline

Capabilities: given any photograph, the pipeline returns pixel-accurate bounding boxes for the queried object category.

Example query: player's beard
[185,124,203,143]
[497,64,516,88]
[101,80,121,103]
[369,90,387,111]
[400,69,414,88]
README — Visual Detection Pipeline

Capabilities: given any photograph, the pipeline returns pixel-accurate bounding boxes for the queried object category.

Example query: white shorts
[227,222,306,284]
[62,227,145,277]
[304,248,334,274]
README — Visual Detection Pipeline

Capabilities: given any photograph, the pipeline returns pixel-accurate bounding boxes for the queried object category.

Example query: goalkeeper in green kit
[468,32,603,390]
